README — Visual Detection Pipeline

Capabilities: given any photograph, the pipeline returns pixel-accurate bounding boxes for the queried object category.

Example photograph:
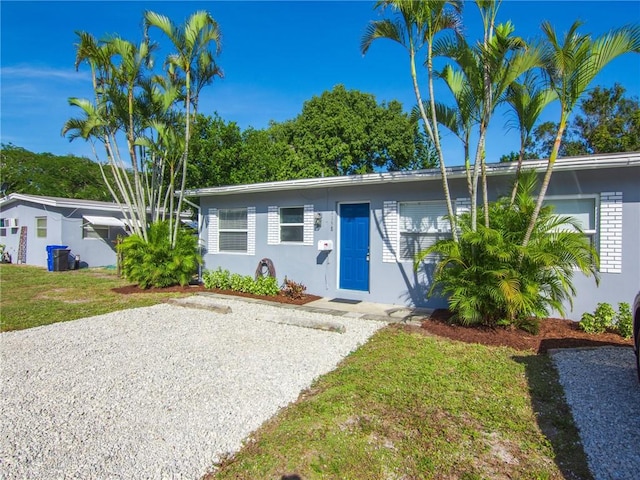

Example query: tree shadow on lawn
[513,353,594,480]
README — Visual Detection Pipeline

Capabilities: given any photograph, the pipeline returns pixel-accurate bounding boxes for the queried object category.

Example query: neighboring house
[189,151,640,319]
[0,193,129,268]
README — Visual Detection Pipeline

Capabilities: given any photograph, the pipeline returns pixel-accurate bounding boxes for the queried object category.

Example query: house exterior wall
[0,200,126,268]
[199,163,639,320]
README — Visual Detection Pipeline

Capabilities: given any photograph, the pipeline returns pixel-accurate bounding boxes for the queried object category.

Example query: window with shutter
[398,202,450,260]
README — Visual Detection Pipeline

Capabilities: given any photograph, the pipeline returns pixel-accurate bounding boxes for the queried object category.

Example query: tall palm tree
[361,0,462,240]
[64,32,152,239]
[430,63,479,198]
[439,16,541,229]
[504,72,556,205]
[144,10,222,247]
[521,21,640,248]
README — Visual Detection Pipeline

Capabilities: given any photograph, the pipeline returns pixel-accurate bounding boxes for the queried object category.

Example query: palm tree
[64,32,152,240]
[521,21,640,248]
[361,0,463,240]
[429,63,479,198]
[438,15,541,229]
[504,72,556,205]
[144,10,222,246]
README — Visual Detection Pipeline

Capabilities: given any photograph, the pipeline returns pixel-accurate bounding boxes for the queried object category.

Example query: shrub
[581,302,633,338]
[254,276,279,296]
[203,267,231,290]
[282,278,307,300]
[616,302,633,339]
[118,221,201,288]
[203,268,279,296]
[419,173,599,330]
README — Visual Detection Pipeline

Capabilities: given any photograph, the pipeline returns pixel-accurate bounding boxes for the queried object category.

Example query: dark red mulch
[409,308,633,353]
[111,284,321,306]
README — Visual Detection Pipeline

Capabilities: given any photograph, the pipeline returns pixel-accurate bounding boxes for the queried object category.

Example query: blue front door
[339,203,370,291]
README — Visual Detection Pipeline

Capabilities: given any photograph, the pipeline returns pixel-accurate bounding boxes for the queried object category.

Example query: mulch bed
[407,308,633,353]
[111,284,321,306]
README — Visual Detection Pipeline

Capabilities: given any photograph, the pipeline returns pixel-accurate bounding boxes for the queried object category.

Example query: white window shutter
[383,201,398,263]
[599,192,622,274]
[267,206,279,245]
[303,205,314,245]
[247,207,256,255]
[208,208,219,254]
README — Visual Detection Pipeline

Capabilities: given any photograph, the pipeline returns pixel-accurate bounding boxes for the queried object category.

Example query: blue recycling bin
[46,245,67,271]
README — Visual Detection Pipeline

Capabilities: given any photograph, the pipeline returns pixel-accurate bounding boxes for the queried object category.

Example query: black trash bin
[52,249,71,272]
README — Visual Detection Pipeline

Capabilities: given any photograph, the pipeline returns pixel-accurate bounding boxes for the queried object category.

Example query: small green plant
[282,278,307,300]
[615,302,633,339]
[253,276,279,296]
[203,267,232,290]
[579,302,623,335]
[203,268,279,296]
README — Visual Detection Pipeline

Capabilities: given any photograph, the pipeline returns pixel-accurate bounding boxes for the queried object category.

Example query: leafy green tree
[502,84,640,161]
[187,113,243,188]
[522,21,640,248]
[0,144,115,201]
[418,173,598,330]
[566,84,640,154]
[284,85,435,175]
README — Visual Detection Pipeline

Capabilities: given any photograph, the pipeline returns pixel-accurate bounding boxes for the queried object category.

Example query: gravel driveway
[551,347,640,480]
[0,300,386,479]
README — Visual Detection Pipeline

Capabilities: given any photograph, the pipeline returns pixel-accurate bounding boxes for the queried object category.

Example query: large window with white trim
[544,196,598,248]
[399,202,450,260]
[218,208,248,252]
[280,207,304,242]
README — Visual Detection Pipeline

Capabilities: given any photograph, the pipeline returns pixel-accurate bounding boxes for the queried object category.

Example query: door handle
[366,250,370,262]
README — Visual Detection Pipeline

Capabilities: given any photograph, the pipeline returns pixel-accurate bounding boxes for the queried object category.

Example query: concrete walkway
[192,291,432,325]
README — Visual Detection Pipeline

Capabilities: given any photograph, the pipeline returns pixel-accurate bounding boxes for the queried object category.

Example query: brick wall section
[599,192,622,274]
[303,205,314,245]
[382,201,398,263]
[267,206,279,245]
[208,208,219,254]
[247,207,256,255]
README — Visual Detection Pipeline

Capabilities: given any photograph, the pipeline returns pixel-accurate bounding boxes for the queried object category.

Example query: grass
[0,264,590,479]
[0,264,193,331]
[208,328,591,480]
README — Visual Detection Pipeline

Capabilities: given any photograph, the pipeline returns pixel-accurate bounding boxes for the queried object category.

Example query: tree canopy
[186,85,438,188]
[0,144,114,201]
[500,84,640,161]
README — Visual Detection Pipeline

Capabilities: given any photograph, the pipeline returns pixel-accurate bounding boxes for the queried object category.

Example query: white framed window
[219,208,248,253]
[83,223,109,240]
[268,205,314,245]
[280,207,304,243]
[398,201,450,261]
[544,196,598,248]
[36,216,47,238]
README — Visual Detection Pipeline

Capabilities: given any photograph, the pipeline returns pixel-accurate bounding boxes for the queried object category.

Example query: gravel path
[0,300,386,479]
[551,347,640,480]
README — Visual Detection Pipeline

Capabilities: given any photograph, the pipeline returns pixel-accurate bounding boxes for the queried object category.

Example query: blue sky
[1,0,639,168]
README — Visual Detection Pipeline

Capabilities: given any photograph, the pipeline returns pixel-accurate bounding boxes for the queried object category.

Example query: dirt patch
[404,309,632,353]
[111,284,322,306]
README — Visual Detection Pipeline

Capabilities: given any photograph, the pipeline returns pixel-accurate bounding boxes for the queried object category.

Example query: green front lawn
[0,264,192,331]
[209,328,590,480]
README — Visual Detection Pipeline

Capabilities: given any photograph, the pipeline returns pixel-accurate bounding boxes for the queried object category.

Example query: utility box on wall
[317,240,333,251]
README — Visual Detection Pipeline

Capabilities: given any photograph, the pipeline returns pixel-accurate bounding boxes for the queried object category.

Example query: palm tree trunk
[522,112,568,248]
[509,135,526,206]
